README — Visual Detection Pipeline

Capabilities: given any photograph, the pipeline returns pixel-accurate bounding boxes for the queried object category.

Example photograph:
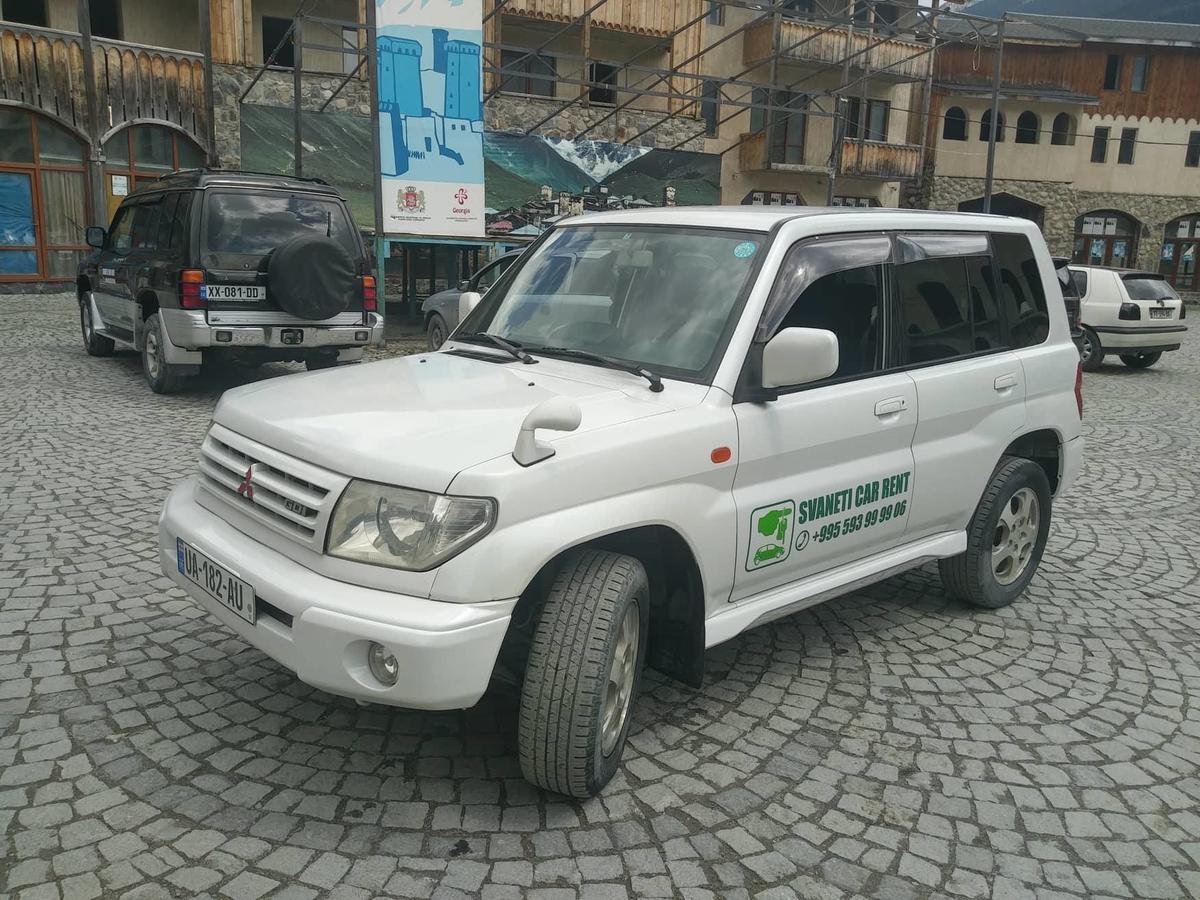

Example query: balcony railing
[839,138,921,179]
[0,22,207,145]
[744,18,929,82]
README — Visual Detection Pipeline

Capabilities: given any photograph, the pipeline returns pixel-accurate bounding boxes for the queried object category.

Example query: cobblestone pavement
[3,294,1200,900]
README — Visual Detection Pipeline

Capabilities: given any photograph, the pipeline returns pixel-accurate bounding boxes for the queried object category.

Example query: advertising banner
[376,0,484,237]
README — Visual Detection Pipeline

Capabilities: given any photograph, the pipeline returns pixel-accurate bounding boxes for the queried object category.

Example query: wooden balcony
[839,139,920,179]
[0,23,207,146]
[744,18,929,82]
[496,0,697,36]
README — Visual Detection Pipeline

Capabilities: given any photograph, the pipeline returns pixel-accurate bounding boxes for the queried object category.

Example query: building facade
[922,14,1200,295]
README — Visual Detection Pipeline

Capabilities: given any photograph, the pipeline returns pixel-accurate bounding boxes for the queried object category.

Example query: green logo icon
[747,501,795,570]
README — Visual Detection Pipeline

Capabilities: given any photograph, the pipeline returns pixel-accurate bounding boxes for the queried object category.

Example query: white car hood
[213,351,703,492]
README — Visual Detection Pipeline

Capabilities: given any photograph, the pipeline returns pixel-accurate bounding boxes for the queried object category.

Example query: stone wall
[211,63,372,169]
[486,95,708,151]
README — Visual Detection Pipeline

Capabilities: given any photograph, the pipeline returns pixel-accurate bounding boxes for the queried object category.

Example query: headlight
[326,480,496,571]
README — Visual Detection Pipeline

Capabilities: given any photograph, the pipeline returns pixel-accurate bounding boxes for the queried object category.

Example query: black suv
[78,169,382,393]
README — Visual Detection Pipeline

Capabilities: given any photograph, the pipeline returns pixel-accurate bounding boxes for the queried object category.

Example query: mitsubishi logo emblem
[236,465,254,500]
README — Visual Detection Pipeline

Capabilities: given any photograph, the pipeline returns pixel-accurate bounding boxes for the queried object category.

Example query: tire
[1078,326,1103,372]
[939,457,1052,610]
[518,549,649,798]
[427,313,449,351]
[142,312,189,394]
[80,295,114,356]
[1120,351,1161,369]
[267,234,357,320]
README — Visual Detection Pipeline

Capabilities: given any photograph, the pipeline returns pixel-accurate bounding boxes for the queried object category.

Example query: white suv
[159,208,1083,797]
[1070,265,1187,370]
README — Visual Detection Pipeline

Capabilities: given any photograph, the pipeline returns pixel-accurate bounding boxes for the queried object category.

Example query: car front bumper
[162,309,385,351]
[158,478,514,710]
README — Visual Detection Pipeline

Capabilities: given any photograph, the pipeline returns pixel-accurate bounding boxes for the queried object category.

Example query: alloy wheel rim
[992,487,1040,586]
[601,602,639,756]
[145,329,161,379]
[82,304,92,345]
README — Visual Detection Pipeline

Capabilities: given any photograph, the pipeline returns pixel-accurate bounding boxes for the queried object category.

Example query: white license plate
[203,284,266,302]
[177,538,256,624]
[1149,308,1172,319]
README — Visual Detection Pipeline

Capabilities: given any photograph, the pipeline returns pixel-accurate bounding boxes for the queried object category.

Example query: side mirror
[458,290,482,323]
[85,226,105,249]
[457,279,470,291]
[761,327,839,389]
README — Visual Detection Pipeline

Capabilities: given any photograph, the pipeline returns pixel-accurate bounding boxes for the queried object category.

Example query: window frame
[1117,127,1137,165]
[587,61,619,106]
[701,79,721,137]
[262,15,296,68]
[942,106,967,141]
[1050,112,1074,146]
[706,0,724,25]
[1015,110,1039,144]
[1103,53,1122,91]
[1090,126,1110,163]
[1187,131,1200,168]
[979,109,1005,142]
[845,97,890,142]
[1130,54,1148,92]
[499,48,557,98]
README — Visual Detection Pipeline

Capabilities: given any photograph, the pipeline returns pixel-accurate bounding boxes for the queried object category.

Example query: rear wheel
[80,295,114,356]
[142,312,189,394]
[1078,326,1103,372]
[518,550,648,798]
[939,457,1052,609]
[427,313,449,351]
[1120,351,1161,369]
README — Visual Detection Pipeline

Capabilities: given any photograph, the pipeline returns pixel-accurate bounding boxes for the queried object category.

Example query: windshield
[460,225,764,378]
[203,191,357,257]
[1123,276,1177,302]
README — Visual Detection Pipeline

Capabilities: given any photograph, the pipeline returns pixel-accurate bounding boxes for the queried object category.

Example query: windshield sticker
[734,241,757,259]
[746,471,912,570]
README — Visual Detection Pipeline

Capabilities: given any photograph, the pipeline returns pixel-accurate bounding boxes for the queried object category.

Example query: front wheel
[518,550,648,798]
[143,312,189,394]
[1120,351,1161,369]
[426,313,449,351]
[1078,326,1103,372]
[939,457,1052,609]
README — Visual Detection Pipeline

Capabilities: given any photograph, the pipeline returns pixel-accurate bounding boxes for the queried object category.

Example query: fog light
[367,642,399,686]
[216,330,232,343]
[355,330,369,342]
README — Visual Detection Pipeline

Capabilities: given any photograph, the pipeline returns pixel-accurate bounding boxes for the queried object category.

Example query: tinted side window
[168,192,193,250]
[130,202,162,251]
[108,206,134,252]
[897,257,972,363]
[1070,269,1087,297]
[992,232,1049,347]
[966,256,1004,351]
[774,263,884,380]
[475,257,510,292]
[155,193,179,250]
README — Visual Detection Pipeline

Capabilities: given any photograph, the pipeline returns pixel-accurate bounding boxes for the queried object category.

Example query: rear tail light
[362,275,377,313]
[1118,302,1141,320]
[180,269,205,309]
[1074,362,1083,419]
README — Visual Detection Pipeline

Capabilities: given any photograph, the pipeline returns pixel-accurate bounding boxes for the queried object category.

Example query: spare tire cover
[267,233,357,320]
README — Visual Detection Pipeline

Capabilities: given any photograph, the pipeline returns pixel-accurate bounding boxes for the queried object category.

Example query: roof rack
[154,167,331,186]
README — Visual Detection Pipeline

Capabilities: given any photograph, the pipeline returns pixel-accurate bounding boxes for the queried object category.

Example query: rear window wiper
[526,346,663,393]
[454,332,536,364]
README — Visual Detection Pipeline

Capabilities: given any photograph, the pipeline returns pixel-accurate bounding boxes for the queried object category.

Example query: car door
[93,203,135,331]
[900,231,1029,540]
[731,234,918,602]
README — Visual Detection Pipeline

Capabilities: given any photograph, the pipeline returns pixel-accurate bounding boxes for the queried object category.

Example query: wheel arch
[134,290,160,349]
[1003,428,1063,495]
[501,524,707,689]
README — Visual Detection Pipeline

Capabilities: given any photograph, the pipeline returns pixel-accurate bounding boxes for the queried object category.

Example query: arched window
[979,109,1005,142]
[1073,210,1139,268]
[942,106,967,141]
[102,125,204,221]
[0,107,88,280]
[1016,111,1039,144]
[1051,112,1075,146]
[1159,214,1200,290]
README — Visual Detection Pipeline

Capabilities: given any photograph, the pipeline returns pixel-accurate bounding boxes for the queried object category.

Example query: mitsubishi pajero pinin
[160,208,1082,796]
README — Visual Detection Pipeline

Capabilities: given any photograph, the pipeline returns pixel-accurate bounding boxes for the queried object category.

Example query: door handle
[994,372,1018,391]
[874,397,907,417]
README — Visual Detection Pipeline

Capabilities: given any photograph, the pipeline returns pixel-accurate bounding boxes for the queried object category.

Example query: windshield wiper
[454,332,537,364]
[526,346,663,393]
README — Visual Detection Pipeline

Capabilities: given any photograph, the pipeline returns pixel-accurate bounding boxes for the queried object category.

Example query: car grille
[197,424,348,550]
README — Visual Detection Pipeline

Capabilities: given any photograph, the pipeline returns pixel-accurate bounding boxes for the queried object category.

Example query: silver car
[420,249,523,350]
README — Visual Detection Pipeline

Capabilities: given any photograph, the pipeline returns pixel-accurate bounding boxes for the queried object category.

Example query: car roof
[1067,263,1162,279]
[555,205,1044,234]
[126,168,346,198]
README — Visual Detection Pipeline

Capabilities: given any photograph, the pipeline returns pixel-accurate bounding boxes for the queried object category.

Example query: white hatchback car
[160,208,1082,797]
[1069,265,1187,370]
